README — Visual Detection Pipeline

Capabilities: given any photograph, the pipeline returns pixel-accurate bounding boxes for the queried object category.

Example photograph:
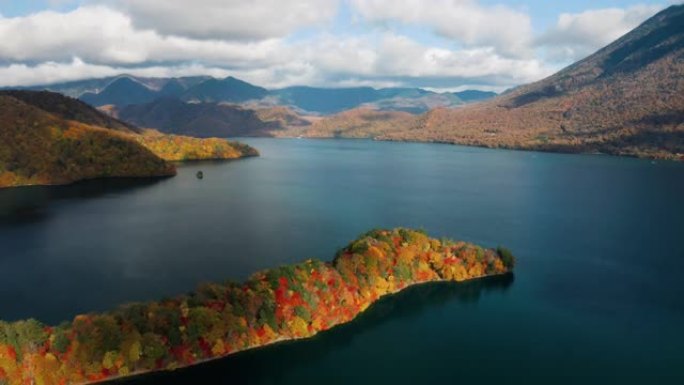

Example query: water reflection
[0,177,167,226]
[114,274,514,385]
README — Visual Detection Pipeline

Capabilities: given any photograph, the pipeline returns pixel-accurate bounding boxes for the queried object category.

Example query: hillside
[133,130,259,161]
[116,98,276,137]
[0,91,260,188]
[273,108,419,139]
[270,86,489,114]
[0,228,514,385]
[253,106,312,129]
[453,90,498,103]
[0,90,136,132]
[0,95,174,188]
[24,75,211,98]
[285,5,684,160]
[271,86,388,113]
[181,76,269,103]
[80,77,158,107]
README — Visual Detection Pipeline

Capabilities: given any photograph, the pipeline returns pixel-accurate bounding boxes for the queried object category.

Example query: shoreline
[267,134,684,162]
[0,228,515,385]
[0,152,258,190]
[93,273,511,385]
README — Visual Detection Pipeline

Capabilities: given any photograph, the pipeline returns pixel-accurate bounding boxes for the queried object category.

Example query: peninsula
[0,228,514,385]
[0,91,258,188]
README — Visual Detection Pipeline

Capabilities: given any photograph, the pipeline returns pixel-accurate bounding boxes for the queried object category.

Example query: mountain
[271,108,418,138]
[269,87,496,114]
[23,76,121,98]
[116,98,275,137]
[0,93,174,187]
[21,75,212,98]
[0,91,260,187]
[77,76,269,107]
[365,92,464,114]
[453,90,497,103]
[181,76,269,103]
[271,86,386,113]
[157,79,186,97]
[28,74,496,115]
[0,90,136,132]
[253,106,312,129]
[284,5,684,160]
[80,77,158,107]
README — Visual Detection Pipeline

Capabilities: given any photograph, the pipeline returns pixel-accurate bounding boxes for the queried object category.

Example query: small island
[0,228,514,385]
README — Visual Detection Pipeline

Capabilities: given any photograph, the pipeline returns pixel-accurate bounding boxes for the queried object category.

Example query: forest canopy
[0,228,514,385]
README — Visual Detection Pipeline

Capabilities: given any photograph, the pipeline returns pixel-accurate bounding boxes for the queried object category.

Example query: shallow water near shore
[1,138,683,384]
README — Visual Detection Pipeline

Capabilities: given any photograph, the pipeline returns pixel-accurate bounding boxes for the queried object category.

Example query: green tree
[497,247,515,269]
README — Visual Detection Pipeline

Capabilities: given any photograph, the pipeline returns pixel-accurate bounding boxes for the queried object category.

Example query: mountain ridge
[281,5,684,160]
[0,91,260,188]
[0,94,175,187]
[22,75,497,114]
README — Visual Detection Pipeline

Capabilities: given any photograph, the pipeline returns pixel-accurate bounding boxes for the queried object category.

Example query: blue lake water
[1,138,683,384]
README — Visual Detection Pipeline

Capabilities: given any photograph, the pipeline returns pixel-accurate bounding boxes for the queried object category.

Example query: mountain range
[21,75,495,115]
[5,5,683,161]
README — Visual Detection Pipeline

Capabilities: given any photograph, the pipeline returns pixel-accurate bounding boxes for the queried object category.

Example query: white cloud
[112,0,339,40]
[536,5,664,62]
[0,58,238,87]
[0,2,554,91]
[0,6,290,66]
[349,0,534,58]
[0,31,553,92]
[304,33,550,84]
[10,1,663,91]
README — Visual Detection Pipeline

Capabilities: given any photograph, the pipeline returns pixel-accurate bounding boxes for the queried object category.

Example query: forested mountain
[116,98,276,138]
[452,90,498,102]
[0,91,258,188]
[181,76,269,103]
[0,93,174,187]
[19,75,211,98]
[286,5,684,159]
[80,77,158,107]
[0,90,136,132]
[19,6,684,159]
[25,74,496,114]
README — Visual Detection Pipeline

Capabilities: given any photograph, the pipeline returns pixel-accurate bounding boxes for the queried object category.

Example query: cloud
[301,33,551,86]
[0,2,554,91]
[0,1,579,91]
[349,0,534,58]
[0,31,554,91]
[112,0,339,40]
[0,6,290,66]
[536,4,664,62]
[0,58,237,87]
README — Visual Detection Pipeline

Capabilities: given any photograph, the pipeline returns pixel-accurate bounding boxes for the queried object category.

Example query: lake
[1,138,683,384]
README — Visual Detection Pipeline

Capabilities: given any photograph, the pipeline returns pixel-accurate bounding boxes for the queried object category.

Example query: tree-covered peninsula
[0,228,515,385]
[0,91,258,188]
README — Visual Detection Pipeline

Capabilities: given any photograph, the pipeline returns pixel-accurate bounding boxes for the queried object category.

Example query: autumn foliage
[271,6,684,160]
[0,93,259,188]
[0,228,514,385]
[132,130,259,162]
[0,95,175,188]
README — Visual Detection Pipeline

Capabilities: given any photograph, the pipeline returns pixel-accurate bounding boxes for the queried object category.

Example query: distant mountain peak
[508,4,684,108]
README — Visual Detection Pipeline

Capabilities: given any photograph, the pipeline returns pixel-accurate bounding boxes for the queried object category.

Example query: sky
[0,0,679,91]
